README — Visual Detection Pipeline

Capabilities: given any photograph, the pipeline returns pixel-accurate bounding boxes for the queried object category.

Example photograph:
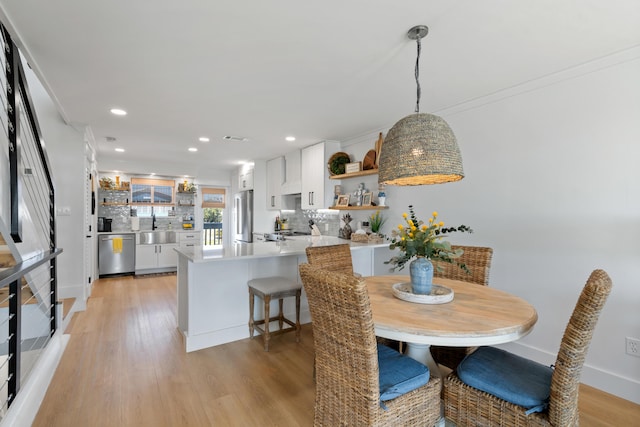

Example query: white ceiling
[1,1,639,179]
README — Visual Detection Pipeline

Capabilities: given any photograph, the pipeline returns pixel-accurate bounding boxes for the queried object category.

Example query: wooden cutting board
[363,149,377,170]
[374,132,384,166]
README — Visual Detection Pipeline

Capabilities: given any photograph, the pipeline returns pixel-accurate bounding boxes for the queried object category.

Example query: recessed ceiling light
[286,136,296,142]
[115,148,125,152]
[110,108,127,116]
[199,137,210,142]
[188,147,198,152]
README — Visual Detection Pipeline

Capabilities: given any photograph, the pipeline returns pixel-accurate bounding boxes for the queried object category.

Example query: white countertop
[175,236,388,263]
[98,229,200,235]
[97,231,137,235]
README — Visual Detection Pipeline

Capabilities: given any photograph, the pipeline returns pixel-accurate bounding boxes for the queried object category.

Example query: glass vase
[410,256,433,295]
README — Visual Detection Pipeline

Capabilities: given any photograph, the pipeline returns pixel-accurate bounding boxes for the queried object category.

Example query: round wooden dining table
[366,275,538,379]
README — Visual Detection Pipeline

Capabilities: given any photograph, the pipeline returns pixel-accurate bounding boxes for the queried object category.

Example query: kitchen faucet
[152,213,157,230]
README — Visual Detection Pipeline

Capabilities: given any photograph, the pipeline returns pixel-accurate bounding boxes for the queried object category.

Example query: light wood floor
[34,275,639,426]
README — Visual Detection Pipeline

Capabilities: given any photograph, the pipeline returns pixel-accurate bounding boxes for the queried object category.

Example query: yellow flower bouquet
[386,205,473,271]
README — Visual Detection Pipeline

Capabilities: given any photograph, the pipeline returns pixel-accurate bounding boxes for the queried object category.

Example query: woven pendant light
[378,26,464,186]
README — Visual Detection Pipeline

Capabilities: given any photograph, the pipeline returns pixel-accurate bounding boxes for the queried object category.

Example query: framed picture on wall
[362,192,372,206]
[337,195,350,207]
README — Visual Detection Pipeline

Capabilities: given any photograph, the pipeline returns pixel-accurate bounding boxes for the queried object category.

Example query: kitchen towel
[112,237,123,254]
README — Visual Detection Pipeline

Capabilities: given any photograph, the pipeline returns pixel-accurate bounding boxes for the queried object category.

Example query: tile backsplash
[97,188,193,232]
[280,196,341,237]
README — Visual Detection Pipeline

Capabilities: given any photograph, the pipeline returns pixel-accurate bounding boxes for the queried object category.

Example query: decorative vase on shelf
[377,183,386,206]
[342,223,352,239]
[409,256,433,295]
[341,213,353,239]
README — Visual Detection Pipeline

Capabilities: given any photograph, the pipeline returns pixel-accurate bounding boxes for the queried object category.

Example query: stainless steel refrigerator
[234,190,253,242]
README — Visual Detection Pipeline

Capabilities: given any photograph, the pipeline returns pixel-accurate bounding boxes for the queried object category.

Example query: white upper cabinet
[282,149,301,195]
[238,166,254,191]
[266,156,284,210]
[300,141,340,209]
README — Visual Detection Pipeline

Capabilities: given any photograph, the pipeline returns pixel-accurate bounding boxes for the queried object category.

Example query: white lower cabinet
[179,231,202,249]
[158,243,178,267]
[136,243,178,272]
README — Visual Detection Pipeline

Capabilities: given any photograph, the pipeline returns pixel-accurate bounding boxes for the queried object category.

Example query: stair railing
[0,22,62,418]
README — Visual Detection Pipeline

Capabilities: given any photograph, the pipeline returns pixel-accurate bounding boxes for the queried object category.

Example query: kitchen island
[175,236,388,352]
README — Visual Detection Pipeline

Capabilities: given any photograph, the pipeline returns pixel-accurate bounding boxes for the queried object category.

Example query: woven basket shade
[378,113,464,185]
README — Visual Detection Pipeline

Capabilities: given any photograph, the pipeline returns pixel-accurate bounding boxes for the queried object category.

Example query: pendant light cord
[414,37,421,113]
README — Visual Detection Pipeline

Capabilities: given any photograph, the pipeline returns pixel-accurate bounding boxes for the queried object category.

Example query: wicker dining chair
[431,245,494,369]
[299,264,441,426]
[305,244,359,276]
[306,244,400,352]
[443,269,612,426]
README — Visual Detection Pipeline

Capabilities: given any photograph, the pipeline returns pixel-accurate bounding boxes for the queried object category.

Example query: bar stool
[248,276,302,351]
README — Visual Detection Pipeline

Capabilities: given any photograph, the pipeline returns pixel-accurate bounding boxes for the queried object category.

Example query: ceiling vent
[223,135,249,142]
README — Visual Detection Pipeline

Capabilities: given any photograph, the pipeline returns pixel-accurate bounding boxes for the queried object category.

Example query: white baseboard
[0,332,69,427]
[497,341,640,404]
[184,311,312,352]
[57,283,87,312]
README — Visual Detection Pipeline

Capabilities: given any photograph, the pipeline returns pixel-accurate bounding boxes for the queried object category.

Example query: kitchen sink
[138,231,177,244]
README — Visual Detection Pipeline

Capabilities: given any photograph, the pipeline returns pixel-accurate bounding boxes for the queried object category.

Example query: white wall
[24,66,87,301]
[343,51,640,403]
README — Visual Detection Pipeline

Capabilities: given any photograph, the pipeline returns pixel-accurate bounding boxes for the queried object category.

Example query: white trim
[57,284,87,312]
[340,45,640,145]
[497,341,640,405]
[184,312,311,353]
[437,45,640,118]
[0,5,70,125]
[0,333,69,427]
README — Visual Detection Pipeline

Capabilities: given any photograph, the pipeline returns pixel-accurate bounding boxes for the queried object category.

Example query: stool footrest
[253,324,298,338]
[253,316,297,328]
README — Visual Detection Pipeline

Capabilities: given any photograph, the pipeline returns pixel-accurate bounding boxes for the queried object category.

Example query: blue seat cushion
[457,346,553,414]
[377,344,430,402]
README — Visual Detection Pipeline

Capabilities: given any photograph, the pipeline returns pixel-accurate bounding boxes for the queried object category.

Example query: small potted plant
[369,211,386,236]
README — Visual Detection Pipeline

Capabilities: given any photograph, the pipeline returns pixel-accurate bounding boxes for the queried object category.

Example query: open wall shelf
[329,169,378,180]
[328,206,388,211]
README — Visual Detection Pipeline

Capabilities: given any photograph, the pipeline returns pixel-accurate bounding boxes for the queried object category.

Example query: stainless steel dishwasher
[98,233,136,277]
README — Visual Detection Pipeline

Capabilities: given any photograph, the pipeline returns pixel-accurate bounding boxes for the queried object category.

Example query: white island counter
[175,236,388,352]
